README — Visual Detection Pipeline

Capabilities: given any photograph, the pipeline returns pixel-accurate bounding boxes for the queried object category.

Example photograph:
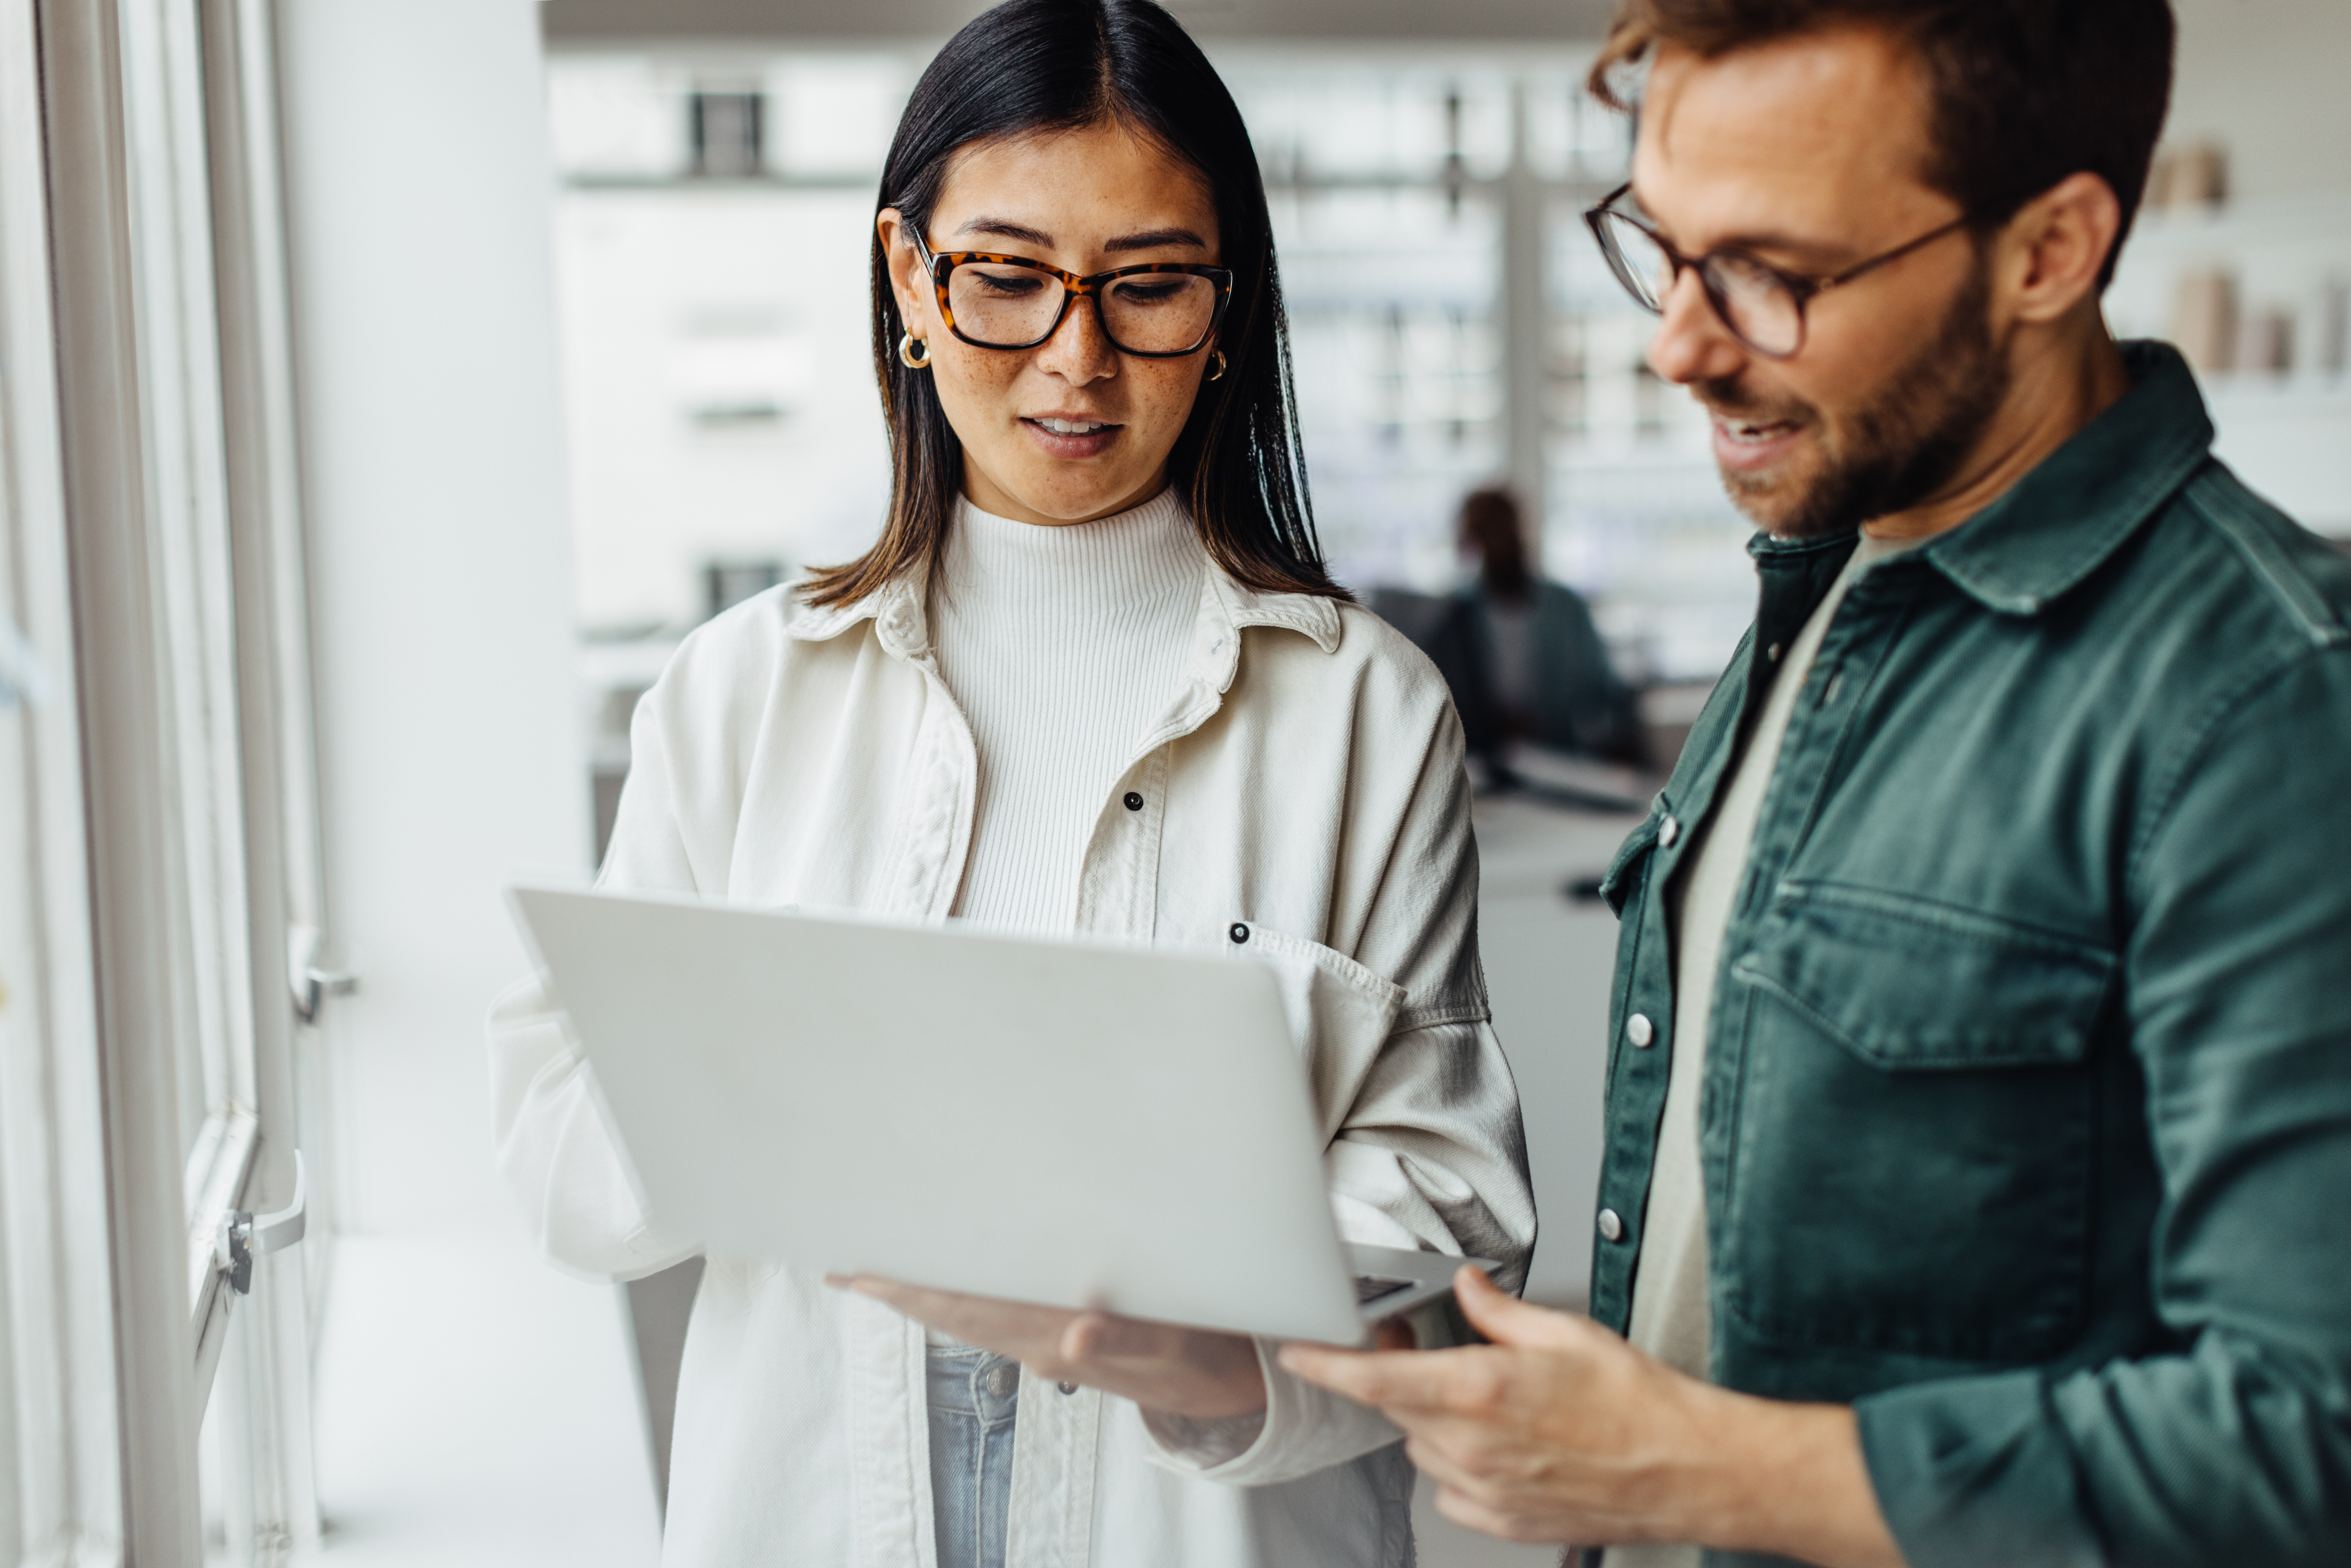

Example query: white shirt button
[1597,1207,1624,1243]
[1627,1013,1655,1048]
[1659,814,1681,849]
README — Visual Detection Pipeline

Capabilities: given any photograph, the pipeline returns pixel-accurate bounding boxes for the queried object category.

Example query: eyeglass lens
[948,263,1219,354]
[1593,210,1805,358]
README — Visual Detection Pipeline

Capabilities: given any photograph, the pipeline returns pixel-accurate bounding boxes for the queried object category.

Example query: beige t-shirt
[1608,533,1915,1568]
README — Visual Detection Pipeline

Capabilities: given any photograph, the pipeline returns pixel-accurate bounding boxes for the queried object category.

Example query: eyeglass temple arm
[1811,213,1975,294]
[909,228,936,270]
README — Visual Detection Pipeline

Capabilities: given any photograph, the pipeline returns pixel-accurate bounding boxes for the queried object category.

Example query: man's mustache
[1693,375,1811,426]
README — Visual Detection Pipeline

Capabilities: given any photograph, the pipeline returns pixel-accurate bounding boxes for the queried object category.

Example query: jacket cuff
[1138,1405,1267,1469]
[1855,1369,2105,1568]
[1141,1337,1399,1487]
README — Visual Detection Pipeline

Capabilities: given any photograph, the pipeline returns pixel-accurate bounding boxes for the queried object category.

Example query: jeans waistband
[925,1344,1021,1423]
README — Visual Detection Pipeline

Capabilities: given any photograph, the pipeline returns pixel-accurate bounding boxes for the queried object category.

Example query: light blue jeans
[926,1345,1019,1568]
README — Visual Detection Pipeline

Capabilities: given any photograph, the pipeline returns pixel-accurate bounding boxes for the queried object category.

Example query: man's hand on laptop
[1277,1267,1904,1567]
[831,1274,1269,1419]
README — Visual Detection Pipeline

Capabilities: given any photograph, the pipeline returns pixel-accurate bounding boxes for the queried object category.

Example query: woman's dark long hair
[802,0,1344,607]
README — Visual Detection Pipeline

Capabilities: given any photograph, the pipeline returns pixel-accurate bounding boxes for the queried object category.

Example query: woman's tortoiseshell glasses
[914,231,1233,358]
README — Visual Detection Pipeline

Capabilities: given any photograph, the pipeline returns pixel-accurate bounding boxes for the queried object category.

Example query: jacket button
[1597,1208,1624,1243]
[1123,791,1143,812]
[1627,1013,1655,1048]
[1229,922,1250,944]
[1767,642,1783,663]
[1659,814,1682,849]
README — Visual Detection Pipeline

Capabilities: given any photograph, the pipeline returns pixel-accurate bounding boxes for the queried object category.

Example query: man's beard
[1702,259,2009,540]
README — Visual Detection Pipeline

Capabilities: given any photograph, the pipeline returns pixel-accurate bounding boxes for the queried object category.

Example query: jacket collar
[1923,340,2214,615]
[785,572,937,663]
[1743,340,2215,617]
[1204,570,1343,666]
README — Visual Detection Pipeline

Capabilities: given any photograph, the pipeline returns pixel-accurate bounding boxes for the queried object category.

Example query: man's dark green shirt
[1588,344,2351,1567]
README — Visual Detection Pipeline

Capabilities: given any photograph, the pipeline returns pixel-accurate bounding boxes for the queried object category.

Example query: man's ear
[1995,171,2123,327]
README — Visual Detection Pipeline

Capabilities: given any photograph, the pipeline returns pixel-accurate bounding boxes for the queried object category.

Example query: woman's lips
[1022,416,1120,459]
[1710,413,1806,474]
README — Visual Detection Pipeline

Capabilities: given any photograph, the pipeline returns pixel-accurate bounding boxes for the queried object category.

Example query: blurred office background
[1,3,2341,1567]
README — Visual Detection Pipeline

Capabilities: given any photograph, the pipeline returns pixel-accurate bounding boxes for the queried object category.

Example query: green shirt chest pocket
[1718,880,2116,1366]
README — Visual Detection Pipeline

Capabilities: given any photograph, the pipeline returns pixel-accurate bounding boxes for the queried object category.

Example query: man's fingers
[1454,1266,1587,1350]
[1280,1341,1500,1414]
[1401,1426,1494,1494]
[1278,1343,1396,1403]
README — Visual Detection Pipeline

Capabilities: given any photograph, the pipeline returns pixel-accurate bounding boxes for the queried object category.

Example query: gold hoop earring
[1206,348,1227,382]
[899,333,932,370]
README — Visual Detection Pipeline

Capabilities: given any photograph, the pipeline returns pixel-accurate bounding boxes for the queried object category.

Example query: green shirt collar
[1748,341,2216,617]
[1925,341,2214,615]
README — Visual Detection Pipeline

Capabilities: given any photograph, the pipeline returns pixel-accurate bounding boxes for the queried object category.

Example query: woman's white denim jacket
[488,560,1537,1568]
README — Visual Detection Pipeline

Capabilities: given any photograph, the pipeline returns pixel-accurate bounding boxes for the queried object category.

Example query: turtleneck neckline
[953,487,1190,554]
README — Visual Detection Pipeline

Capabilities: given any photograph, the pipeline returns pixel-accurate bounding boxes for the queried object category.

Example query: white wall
[557,187,893,632]
[276,0,589,1233]
[275,7,660,1558]
[2170,0,2351,201]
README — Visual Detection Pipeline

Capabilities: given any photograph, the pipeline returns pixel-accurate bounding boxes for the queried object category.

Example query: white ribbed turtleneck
[930,488,1205,935]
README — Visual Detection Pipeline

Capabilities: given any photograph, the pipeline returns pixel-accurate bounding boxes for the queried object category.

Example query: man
[1282,3,2351,1566]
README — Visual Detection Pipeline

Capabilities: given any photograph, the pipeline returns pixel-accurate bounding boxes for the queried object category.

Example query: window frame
[0,0,325,1561]
[0,3,134,1555]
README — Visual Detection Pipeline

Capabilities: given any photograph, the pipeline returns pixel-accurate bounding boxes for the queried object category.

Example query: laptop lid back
[509,886,1363,1343]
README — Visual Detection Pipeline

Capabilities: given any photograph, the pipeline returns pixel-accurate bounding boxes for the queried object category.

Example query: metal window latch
[215,1151,308,1297]
[287,925,358,1024]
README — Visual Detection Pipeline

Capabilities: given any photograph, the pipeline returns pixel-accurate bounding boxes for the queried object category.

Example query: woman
[1455,486,1646,767]
[489,3,1534,1564]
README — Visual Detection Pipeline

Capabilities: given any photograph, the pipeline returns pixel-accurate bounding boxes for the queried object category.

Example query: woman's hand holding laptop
[832,1272,1268,1418]
[831,1273,1421,1420]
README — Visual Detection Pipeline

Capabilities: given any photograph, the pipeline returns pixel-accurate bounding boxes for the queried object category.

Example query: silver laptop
[507,885,1492,1345]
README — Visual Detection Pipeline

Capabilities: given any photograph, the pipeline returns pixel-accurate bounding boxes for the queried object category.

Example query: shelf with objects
[2103,142,2351,540]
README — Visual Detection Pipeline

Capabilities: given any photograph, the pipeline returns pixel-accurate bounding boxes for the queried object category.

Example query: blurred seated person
[1366,492,1646,779]
[1457,487,1646,766]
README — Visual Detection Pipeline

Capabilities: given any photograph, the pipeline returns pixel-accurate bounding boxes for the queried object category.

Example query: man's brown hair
[1589,0,2176,286]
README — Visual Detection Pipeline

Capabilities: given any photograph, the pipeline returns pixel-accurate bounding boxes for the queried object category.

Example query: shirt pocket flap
[1730,881,2115,1069]
[1243,927,1409,1135]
